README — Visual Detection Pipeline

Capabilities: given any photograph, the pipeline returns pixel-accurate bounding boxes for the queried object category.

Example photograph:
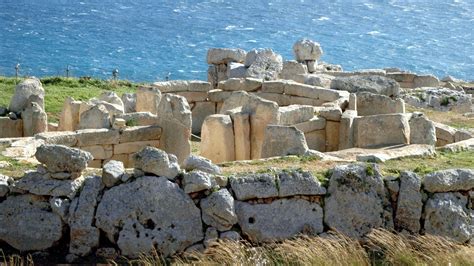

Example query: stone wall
[0,146,473,262]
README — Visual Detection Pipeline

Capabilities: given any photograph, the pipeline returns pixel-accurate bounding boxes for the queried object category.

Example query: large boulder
[236,199,324,242]
[324,164,391,238]
[95,176,203,257]
[22,102,48,136]
[261,125,309,158]
[0,195,63,251]
[207,48,247,65]
[35,144,93,174]
[78,104,111,129]
[13,171,85,199]
[293,39,323,62]
[201,189,238,231]
[395,171,422,233]
[423,169,474,193]
[121,93,137,113]
[156,94,192,164]
[133,147,180,180]
[330,75,400,97]
[244,48,283,80]
[356,92,405,116]
[409,113,436,145]
[9,78,45,112]
[182,170,213,193]
[183,155,221,175]
[424,192,473,243]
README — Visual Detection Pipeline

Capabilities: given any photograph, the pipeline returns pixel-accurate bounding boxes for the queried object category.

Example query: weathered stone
[293,39,323,62]
[152,80,210,93]
[294,116,326,133]
[117,112,159,126]
[261,125,308,158]
[278,171,326,197]
[230,112,251,161]
[319,106,342,121]
[409,113,436,145]
[356,92,405,116]
[305,130,326,152]
[338,110,357,150]
[35,144,93,174]
[35,131,78,146]
[201,189,238,231]
[423,169,474,193]
[207,48,246,65]
[50,197,70,222]
[244,48,283,80]
[9,78,45,112]
[424,192,473,243]
[440,138,474,152]
[0,174,13,197]
[21,102,47,137]
[119,126,162,143]
[325,121,340,152]
[95,176,203,257]
[220,231,241,241]
[183,155,221,175]
[136,86,162,114]
[227,62,247,79]
[68,176,104,256]
[218,78,262,92]
[278,105,314,125]
[330,75,400,97]
[236,199,323,242]
[0,117,23,138]
[102,160,124,188]
[13,171,85,199]
[121,93,136,113]
[280,60,307,80]
[78,104,111,129]
[324,164,390,238]
[114,140,160,154]
[183,170,213,193]
[76,128,120,146]
[354,114,410,148]
[133,147,180,179]
[434,122,456,146]
[455,130,473,143]
[191,101,216,134]
[0,195,63,251]
[301,73,335,88]
[156,94,192,164]
[395,171,422,233]
[99,91,125,113]
[200,114,235,163]
[230,173,278,200]
[80,145,113,160]
[413,74,440,88]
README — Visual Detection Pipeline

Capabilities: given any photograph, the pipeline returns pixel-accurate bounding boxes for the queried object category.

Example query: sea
[0,0,473,82]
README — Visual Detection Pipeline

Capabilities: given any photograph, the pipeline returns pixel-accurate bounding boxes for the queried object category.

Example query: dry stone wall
[0,146,473,262]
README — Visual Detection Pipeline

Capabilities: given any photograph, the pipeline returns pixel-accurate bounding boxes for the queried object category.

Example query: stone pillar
[200,114,235,163]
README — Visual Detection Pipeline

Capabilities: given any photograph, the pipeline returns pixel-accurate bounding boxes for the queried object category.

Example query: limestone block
[121,93,136,113]
[244,48,283,80]
[183,155,221,175]
[89,160,102,168]
[218,78,262,92]
[191,102,216,134]
[280,60,307,80]
[102,160,125,188]
[395,171,422,233]
[319,106,342,121]
[454,130,473,142]
[9,78,45,113]
[156,94,192,164]
[330,75,400,97]
[354,114,410,148]
[423,169,474,193]
[302,73,335,88]
[409,113,436,145]
[136,86,162,114]
[182,170,213,193]
[413,74,440,88]
[294,116,326,133]
[356,92,405,116]
[201,189,238,231]
[117,112,159,126]
[230,173,278,200]
[256,92,292,106]
[152,80,211,93]
[236,199,323,242]
[133,147,180,180]
[325,121,340,152]
[22,102,47,137]
[175,91,208,103]
[348,93,357,110]
[261,80,286,94]
[387,72,416,83]
[76,128,120,146]
[207,48,246,64]
[261,125,309,158]
[0,117,23,138]
[114,140,160,155]
[35,144,93,173]
[305,130,326,152]
[231,112,251,161]
[278,171,326,197]
[200,114,235,163]
[78,104,111,129]
[80,145,113,160]
[13,171,85,199]
[99,91,125,114]
[338,110,357,150]
[434,122,456,145]
[58,97,82,131]
[278,105,314,125]
[293,39,323,62]
[208,89,233,103]
[227,62,247,79]
[119,126,162,143]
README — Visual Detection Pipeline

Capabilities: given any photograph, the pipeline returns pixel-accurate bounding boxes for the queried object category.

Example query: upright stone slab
[325,121,340,152]
[261,125,308,158]
[338,110,357,150]
[395,171,422,233]
[201,114,235,163]
[78,104,111,129]
[231,112,251,160]
[191,101,216,134]
[59,97,82,131]
[354,114,410,148]
[156,94,192,164]
[356,92,405,116]
[9,78,45,112]
[136,86,162,114]
[22,102,48,137]
[409,113,436,145]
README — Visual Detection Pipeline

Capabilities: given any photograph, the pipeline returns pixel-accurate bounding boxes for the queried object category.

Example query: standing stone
[22,102,48,136]
[191,101,216,134]
[59,97,82,131]
[136,86,162,114]
[201,114,235,163]
[231,112,251,160]
[9,78,45,112]
[325,121,340,152]
[261,125,308,158]
[156,94,192,164]
[324,164,391,238]
[338,110,357,150]
[35,144,93,174]
[201,189,238,231]
[236,199,324,242]
[0,195,63,251]
[78,104,111,129]
[121,93,137,113]
[133,147,180,180]
[95,176,203,257]
[409,113,436,145]
[395,171,422,233]
[293,39,323,62]
[69,176,104,256]
[424,192,473,243]
[102,160,124,188]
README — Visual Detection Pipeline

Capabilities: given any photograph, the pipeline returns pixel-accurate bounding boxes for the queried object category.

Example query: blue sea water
[0,0,473,82]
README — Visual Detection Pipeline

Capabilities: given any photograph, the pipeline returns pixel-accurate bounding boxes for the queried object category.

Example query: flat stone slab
[326,144,435,162]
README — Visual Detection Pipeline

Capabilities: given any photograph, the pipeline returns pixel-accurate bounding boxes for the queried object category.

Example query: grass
[0,76,140,122]
[406,105,474,130]
[0,148,37,178]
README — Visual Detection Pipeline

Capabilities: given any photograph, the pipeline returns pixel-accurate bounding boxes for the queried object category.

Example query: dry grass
[406,105,474,130]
